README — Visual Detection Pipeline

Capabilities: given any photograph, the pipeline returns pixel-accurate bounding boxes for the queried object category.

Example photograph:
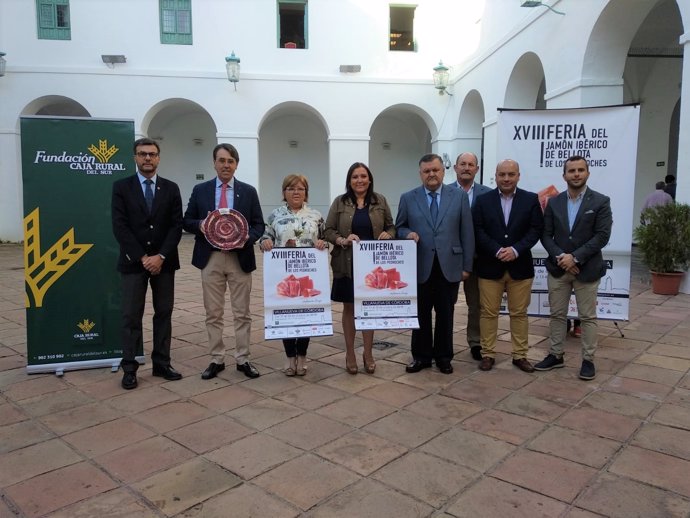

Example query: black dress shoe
[437,361,454,374]
[470,346,483,361]
[122,372,138,390]
[201,362,225,380]
[152,365,183,380]
[237,361,260,378]
[405,360,432,373]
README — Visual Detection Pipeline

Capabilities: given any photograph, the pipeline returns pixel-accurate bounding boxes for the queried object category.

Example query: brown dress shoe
[512,358,535,373]
[479,357,495,371]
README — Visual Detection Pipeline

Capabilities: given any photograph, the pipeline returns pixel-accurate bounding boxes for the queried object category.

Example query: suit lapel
[414,187,434,227]
[436,186,454,227]
[130,174,149,215]
[570,190,592,233]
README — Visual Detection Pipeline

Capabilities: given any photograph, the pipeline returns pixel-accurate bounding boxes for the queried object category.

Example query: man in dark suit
[535,155,612,380]
[112,138,183,389]
[453,152,492,361]
[396,153,475,374]
[183,143,265,379]
[473,159,543,372]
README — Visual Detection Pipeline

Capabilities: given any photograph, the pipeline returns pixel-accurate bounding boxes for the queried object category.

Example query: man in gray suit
[535,155,612,380]
[453,152,492,361]
[396,153,475,374]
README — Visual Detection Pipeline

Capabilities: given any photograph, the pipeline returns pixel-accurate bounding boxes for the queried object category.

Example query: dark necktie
[144,179,154,213]
[429,191,438,225]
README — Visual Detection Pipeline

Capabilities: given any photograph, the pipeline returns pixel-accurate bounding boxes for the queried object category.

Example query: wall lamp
[101,54,127,67]
[0,52,6,77]
[225,51,241,91]
[520,1,565,15]
[433,60,452,96]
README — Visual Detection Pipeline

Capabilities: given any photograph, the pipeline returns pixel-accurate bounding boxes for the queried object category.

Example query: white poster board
[263,248,333,339]
[352,239,419,330]
[497,105,639,320]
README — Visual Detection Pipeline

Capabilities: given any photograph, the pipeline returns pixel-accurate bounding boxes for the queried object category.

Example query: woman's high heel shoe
[345,354,358,375]
[363,354,376,374]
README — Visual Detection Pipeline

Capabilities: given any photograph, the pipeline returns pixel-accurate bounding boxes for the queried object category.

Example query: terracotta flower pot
[650,271,685,295]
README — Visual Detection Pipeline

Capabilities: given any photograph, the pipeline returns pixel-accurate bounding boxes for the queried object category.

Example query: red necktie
[219,183,228,209]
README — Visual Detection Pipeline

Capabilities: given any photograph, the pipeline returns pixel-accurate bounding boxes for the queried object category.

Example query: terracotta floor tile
[3,374,70,401]
[274,383,349,411]
[4,461,117,518]
[615,362,685,385]
[37,401,123,436]
[320,371,388,393]
[363,409,449,448]
[421,428,515,473]
[609,446,690,498]
[96,435,196,483]
[520,378,595,405]
[131,400,214,433]
[446,477,568,517]
[581,390,658,419]
[106,385,180,414]
[651,402,690,430]
[191,383,263,413]
[634,353,690,372]
[441,378,512,406]
[462,409,547,445]
[309,479,433,518]
[166,414,253,454]
[357,380,428,407]
[228,398,303,430]
[556,406,641,442]
[632,422,690,460]
[528,425,621,468]
[0,438,82,487]
[176,483,299,518]
[62,417,156,457]
[265,412,352,450]
[0,419,54,454]
[314,394,396,427]
[372,451,479,507]
[495,392,569,422]
[492,450,598,503]
[254,454,360,510]
[0,402,27,426]
[133,457,242,516]
[315,429,408,476]
[204,433,301,480]
[238,371,302,396]
[575,473,690,518]
[402,394,483,424]
[20,388,94,417]
[604,375,673,401]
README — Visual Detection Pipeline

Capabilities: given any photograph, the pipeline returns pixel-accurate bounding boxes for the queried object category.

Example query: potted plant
[634,202,690,295]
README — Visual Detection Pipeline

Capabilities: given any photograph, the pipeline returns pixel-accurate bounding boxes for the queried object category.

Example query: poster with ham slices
[352,239,419,330]
[263,247,333,339]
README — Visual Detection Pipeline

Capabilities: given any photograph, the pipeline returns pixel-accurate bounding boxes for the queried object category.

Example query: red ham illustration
[276,274,319,297]
[364,267,406,289]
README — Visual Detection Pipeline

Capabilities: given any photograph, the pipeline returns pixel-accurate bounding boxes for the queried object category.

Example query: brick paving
[1,236,690,517]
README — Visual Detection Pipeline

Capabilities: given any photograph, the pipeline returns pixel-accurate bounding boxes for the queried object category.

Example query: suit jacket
[183,178,265,272]
[451,181,492,208]
[111,173,182,274]
[396,183,474,283]
[472,187,543,280]
[541,187,612,282]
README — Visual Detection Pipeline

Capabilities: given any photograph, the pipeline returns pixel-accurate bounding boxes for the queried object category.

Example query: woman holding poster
[259,174,327,376]
[324,162,395,374]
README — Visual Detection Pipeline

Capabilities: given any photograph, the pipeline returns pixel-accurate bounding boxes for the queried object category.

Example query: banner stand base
[26,356,142,377]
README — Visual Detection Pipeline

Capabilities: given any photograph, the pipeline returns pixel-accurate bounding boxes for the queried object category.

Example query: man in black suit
[183,143,265,379]
[473,159,543,372]
[112,138,183,390]
[453,152,492,361]
[535,155,612,380]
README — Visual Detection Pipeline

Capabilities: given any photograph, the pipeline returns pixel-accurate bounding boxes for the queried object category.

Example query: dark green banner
[21,117,135,373]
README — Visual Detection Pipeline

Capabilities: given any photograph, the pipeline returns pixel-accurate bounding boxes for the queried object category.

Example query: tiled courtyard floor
[2,235,690,517]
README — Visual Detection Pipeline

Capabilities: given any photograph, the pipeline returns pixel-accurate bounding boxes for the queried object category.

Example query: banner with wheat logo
[21,116,134,373]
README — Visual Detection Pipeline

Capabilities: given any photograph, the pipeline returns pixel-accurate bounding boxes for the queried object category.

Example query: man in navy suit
[112,138,183,389]
[453,152,492,361]
[535,155,612,380]
[473,159,543,372]
[183,143,265,379]
[396,153,474,374]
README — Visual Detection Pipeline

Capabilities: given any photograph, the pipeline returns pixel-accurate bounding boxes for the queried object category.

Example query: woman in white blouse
[259,174,327,376]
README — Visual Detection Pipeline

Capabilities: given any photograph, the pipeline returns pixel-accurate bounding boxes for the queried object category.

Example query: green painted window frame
[389,4,417,52]
[277,0,308,49]
[160,0,193,45]
[36,0,71,40]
